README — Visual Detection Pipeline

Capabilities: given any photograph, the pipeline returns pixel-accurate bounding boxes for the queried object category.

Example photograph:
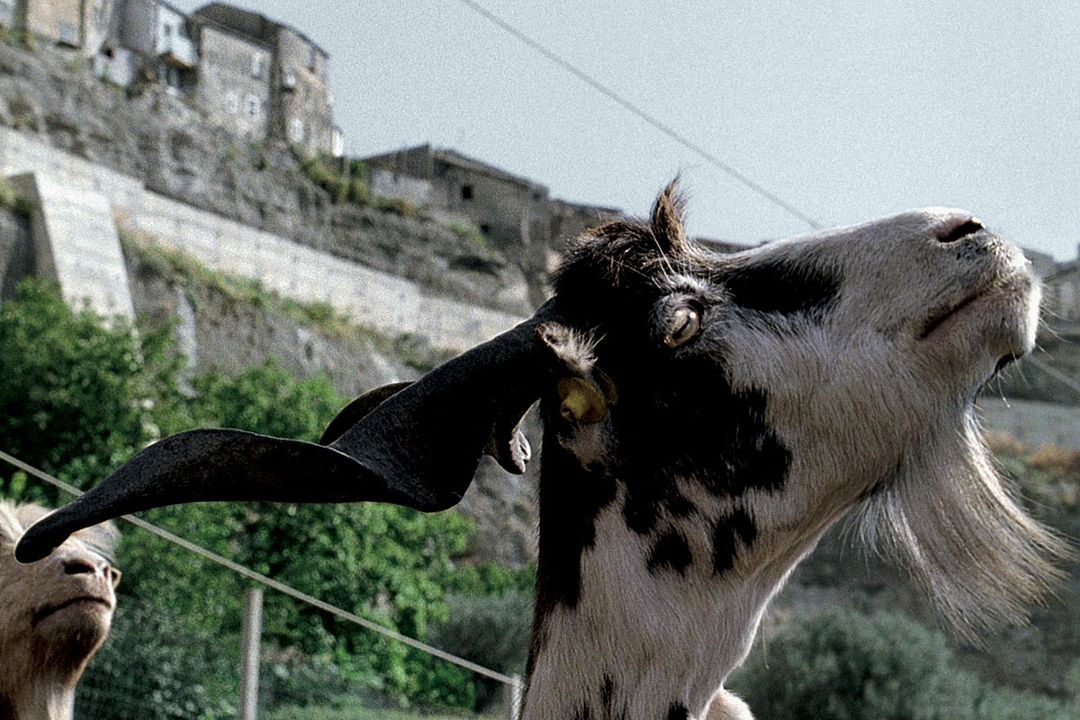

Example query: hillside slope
[0,38,534,315]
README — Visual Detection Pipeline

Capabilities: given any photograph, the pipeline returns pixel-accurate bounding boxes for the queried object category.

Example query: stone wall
[11,171,135,321]
[978,397,1080,450]
[0,205,31,300]
[0,126,527,351]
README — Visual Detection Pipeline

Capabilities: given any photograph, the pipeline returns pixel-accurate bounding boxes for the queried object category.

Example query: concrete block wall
[978,398,1080,450]
[0,127,525,351]
[10,171,136,323]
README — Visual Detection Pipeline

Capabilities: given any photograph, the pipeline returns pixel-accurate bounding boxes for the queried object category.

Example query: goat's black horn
[15,301,561,564]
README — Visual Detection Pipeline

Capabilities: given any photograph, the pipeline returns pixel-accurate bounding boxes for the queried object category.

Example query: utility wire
[1026,354,1080,398]
[454,0,824,231]
[0,449,517,686]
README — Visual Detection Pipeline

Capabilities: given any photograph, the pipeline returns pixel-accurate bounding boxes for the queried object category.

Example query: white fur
[0,502,120,720]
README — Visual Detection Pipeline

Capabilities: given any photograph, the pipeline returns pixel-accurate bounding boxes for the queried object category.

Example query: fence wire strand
[0,448,516,685]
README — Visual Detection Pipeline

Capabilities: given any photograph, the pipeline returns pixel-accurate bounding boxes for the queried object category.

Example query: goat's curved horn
[15,301,559,564]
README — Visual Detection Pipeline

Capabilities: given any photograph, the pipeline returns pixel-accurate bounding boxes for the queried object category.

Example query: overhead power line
[0,449,517,686]
[454,0,823,231]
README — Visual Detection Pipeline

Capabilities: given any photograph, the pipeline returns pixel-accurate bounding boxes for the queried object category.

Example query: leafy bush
[731,608,1076,720]
[430,590,532,673]
[0,282,492,712]
[0,175,30,215]
[79,595,238,720]
[0,280,181,498]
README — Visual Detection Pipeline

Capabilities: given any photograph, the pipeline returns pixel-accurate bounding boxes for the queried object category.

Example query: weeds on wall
[0,25,37,51]
[0,176,31,216]
[292,147,437,221]
[118,227,454,372]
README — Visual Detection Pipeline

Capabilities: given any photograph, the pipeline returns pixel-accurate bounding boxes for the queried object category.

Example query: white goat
[1,501,120,720]
[14,183,1066,720]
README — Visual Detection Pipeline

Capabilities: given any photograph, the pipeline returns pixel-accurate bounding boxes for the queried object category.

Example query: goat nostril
[937,217,984,244]
[63,559,97,575]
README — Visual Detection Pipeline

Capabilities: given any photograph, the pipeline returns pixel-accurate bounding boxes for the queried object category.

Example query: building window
[57,20,77,46]
[163,65,181,89]
[461,185,473,201]
[251,54,264,79]
[244,95,260,118]
[225,92,239,115]
[308,46,318,70]
[480,224,491,235]
[288,118,305,143]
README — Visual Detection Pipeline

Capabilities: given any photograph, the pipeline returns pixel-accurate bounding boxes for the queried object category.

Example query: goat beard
[856,411,1068,643]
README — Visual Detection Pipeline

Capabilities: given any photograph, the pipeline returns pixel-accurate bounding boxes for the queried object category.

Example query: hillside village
[1,0,1079,322]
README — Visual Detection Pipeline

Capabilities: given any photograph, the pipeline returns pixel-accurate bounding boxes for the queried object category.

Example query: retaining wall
[0,127,526,351]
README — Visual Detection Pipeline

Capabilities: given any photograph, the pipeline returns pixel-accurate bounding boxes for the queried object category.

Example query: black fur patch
[666,702,690,720]
[647,530,694,575]
[711,508,758,575]
[601,675,615,709]
[528,427,619,674]
[617,373,789,539]
[724,260,840,316]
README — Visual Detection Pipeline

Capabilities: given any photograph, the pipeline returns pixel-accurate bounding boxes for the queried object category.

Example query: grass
[446,221,494,252]
[293,148,432,217]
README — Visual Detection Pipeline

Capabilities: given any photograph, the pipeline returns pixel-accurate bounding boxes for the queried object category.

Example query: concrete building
[192,3,340,157]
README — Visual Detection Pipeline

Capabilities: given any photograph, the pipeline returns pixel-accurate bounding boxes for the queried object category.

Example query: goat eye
[664,305,701,347]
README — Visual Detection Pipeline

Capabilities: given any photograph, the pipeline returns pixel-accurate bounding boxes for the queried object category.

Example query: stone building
[1044,251,1080,327]
[364,144,620,256]
[6,0,115,54]
[363,144,621,305]
[192,17,270,141]
[101,0,197,94]
[6,1,339,156]
[192,3,340,157]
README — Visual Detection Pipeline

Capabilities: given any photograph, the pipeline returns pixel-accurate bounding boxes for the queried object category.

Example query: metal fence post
[239,587,264,720]
[509,674,524,720]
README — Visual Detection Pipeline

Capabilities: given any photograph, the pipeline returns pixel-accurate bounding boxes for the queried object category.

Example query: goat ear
[15,303,559,564]
[650,178,688,254]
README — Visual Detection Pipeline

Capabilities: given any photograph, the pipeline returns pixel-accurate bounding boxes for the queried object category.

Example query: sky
[172,1,1080,261]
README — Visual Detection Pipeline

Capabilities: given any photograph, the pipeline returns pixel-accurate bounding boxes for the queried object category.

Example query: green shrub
[430,591,532,675]
[348,177,372,204]
[0,280,181,497]
[348,159,368,179]
[732,608,969,719]
[731,608,1076,720]
[0,175,30,216]
[78,595,238,720]
[374,196,422,218]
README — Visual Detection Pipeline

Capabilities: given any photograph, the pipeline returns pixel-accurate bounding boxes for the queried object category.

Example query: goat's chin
[856,410,1067,643]
[34,607,112,668]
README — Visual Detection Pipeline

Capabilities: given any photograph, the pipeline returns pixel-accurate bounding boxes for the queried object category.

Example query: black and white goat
[15,183,1067,720]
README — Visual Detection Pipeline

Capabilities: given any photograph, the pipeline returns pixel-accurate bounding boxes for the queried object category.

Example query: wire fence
[0,450,525,720]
